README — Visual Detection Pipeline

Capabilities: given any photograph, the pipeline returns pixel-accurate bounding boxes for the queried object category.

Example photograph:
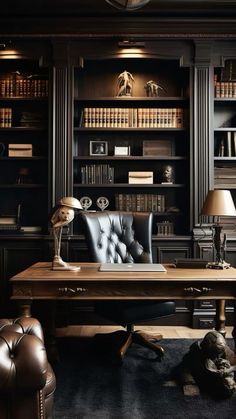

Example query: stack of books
[214,166,236,188]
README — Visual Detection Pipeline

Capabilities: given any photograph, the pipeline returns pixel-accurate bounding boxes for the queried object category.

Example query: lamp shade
[201,189,236,217]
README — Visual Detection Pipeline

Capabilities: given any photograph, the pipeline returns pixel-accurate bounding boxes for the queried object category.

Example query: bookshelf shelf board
[0,156,47,161]
[214,98,236,102]
[154,212,182,216]
[74,183,184,188]
[214,157,236,161]
[0,127,47,132]
[74,156,186,161]
[0,184,45,188]
[215,185,236,189]
[214,128,236,131]
[0,97,48,102]
[75,128,186,132]
[75,97,189,103]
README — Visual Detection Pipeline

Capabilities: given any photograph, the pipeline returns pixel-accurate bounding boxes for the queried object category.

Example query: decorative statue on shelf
[176,330,236,398]
[144,80,165,97]
[80,196,92,211]
[51,196,82,271]
[96,196,109,211]
[117,70,134,96]
[161,165,175,183]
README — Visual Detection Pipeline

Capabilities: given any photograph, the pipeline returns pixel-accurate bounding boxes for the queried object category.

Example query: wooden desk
[10,262,236,345]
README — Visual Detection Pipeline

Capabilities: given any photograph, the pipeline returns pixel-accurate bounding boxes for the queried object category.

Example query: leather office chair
[0,317,56,419]
[80,210,175,362]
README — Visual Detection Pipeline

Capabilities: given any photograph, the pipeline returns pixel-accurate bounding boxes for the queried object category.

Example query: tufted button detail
[10,353,14,359]
[98,243,102,248]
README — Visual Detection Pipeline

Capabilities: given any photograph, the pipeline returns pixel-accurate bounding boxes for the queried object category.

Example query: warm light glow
[0,49,23,59]
[119,48,144,57]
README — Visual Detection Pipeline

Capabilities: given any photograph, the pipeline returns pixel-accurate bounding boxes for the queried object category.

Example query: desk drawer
[11,280,236,300]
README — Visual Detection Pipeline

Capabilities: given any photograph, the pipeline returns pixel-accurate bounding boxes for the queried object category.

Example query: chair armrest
[0,317,44,342]
[0,331,47,392]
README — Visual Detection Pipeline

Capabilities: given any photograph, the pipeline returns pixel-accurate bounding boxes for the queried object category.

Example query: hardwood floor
[56,325,234,339]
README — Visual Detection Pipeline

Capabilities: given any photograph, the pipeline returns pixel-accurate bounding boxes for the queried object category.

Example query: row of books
[80,164,114,184]
[156,221,174,236]
[82,107,184,129]
[217,132,236,157]
[214,165,236,187]
[215,81,236,98]
[0,78,48,97]
[115,193,165,212]
[0,108,12,127]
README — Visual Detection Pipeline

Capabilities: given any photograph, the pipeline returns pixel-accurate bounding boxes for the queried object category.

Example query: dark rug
[52,336,236,419]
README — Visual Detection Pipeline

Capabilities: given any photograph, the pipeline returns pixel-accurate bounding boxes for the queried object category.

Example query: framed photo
[114,146,130,156]
[89,140,108,156]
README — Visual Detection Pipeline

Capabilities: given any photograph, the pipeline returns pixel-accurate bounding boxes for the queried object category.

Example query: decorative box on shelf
[128,171,153,184]
[8,144,33,157]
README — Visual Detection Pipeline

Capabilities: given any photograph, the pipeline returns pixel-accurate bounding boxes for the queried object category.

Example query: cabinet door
[73,56,190,237]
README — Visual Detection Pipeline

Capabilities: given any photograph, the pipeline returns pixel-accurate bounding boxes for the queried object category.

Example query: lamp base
[206,260,231,270]
[52,256,81,271]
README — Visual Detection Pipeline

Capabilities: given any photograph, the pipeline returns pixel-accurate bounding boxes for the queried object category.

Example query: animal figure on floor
[176,330,236,398]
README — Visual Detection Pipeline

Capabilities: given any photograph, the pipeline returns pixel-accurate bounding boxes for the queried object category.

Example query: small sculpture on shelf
[144,80,165,97]
[80,196,92,211]
[96,196,109,211]
[161,165,175,184]
[50,196,82,271]
[117,70,134,96]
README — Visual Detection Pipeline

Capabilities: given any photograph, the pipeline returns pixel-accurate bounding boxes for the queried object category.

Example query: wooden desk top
[10,262,236,283]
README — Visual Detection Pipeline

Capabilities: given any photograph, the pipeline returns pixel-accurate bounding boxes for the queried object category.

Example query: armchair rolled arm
[0,317,44,342]
[0,331,47,392]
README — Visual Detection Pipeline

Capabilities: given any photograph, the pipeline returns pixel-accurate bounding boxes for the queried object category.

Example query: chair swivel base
[94,329,164,363]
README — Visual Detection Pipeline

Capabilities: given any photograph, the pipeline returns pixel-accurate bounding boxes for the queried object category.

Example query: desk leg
[215,299,226,337]
[43,302,59,363]
[18,301,32,317]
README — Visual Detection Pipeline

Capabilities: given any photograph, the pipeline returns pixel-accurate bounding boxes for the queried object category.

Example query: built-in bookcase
[0,58,49,232]
[73,57,190,236]
[214,60,236,233]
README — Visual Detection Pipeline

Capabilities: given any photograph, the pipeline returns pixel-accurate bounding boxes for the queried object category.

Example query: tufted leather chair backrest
[80,211,153,263]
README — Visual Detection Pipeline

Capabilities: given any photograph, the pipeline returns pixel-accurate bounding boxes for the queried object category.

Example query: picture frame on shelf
[89,140,108,156]
[114,145,130,156]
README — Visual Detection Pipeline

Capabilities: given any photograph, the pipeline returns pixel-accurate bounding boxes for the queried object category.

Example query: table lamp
[51,196,82,271]
[201,189,236,269]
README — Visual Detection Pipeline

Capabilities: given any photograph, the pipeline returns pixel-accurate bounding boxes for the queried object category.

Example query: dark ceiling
[1,0,236,17]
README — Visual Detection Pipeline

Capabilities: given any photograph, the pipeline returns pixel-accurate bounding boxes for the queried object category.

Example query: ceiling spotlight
[105,0,151,11]
[118,40,145,48]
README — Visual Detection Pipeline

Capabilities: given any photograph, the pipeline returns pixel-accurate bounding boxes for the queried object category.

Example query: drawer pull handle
[58,287,88,295]
[184,287,213,294]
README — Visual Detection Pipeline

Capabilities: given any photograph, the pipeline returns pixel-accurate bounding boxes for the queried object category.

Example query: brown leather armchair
[0,317,56,419]
[80,210,175,362]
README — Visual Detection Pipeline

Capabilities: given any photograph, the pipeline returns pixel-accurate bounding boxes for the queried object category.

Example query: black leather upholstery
[80,210,153,263]
[80,211,175,360]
